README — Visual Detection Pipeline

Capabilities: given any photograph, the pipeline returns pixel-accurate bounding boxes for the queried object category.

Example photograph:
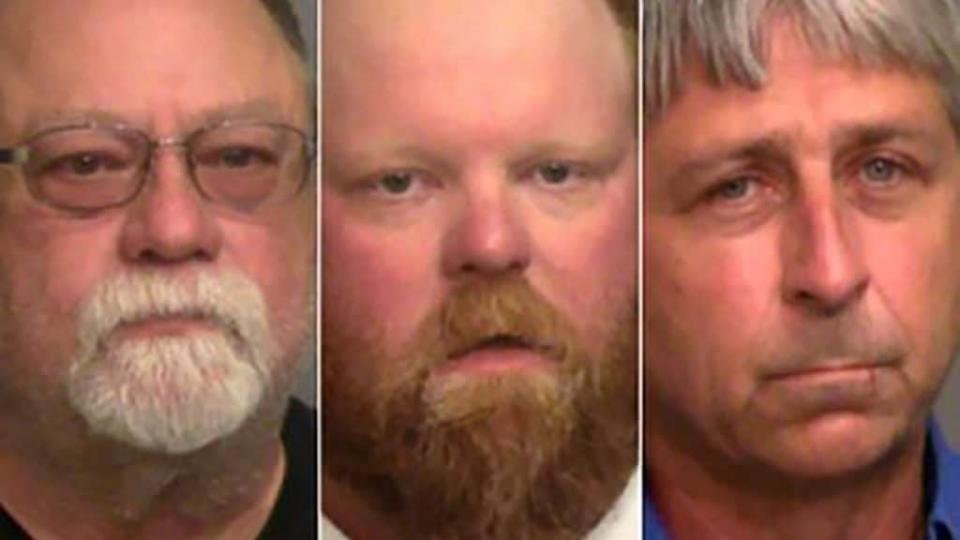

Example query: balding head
[0,0,308,140]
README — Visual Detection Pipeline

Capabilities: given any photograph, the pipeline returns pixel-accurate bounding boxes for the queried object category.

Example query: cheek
[862,218,960,377]
[224,216,314,353]
[321,202,442,348]
[2,211,122,315]
[0,214,122,384]
[8,220,119,313]
[644,222,782,413]
[528,177,637,345]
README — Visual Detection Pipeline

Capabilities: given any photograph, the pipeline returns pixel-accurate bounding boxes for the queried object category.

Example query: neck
[646,421,927,540]
[323,472,405,540]
[323,447,636,540]
[0,409,288,540]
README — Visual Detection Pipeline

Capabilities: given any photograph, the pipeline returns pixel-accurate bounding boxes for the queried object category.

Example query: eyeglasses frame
[0,120,316,214]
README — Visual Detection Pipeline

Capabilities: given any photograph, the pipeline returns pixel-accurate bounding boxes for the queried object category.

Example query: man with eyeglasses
[0,0,315,538]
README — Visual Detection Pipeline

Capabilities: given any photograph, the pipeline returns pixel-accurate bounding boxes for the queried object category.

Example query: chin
[752,412,919,479]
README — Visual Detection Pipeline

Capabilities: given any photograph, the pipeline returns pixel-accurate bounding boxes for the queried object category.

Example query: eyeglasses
[0,122,314,213]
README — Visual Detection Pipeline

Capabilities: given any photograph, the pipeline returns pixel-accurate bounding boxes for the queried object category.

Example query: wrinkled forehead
[0,0,308,137]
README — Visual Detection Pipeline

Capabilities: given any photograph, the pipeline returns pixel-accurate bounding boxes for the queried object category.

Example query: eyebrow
[22,109,132,138]
[829,122,943,155]
[662,133,794,188]
[516,135,630,161]
[325,142,456,182]
[186,99,292,129]
[20,99,293,140]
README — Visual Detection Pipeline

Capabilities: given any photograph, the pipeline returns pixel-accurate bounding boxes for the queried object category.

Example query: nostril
[787,276,869,316]
[457,257,527,276]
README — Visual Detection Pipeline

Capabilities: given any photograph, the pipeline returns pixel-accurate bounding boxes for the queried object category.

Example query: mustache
[432,275,575,365]
[758,311,908,378]
[75,270,274,359]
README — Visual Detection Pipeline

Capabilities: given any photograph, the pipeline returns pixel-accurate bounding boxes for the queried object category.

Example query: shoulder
[926,419,960,539]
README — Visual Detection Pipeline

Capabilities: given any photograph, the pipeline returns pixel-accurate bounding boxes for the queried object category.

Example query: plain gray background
[936,362,960,447]
[292,0,316,406]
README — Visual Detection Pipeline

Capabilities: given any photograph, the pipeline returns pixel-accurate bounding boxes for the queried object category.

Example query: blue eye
[713,178,753,200]
[706,177,760,204]
[861,157,901,185]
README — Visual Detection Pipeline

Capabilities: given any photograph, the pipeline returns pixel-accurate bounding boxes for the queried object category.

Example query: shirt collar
[643,478,671,540]
[643,419,960,540]
[925,419,960,540]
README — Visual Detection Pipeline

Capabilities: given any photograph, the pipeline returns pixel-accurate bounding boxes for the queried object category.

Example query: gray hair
[644,0,960,132]
[260,0,309,61]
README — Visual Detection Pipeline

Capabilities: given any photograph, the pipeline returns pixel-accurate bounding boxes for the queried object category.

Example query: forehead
[0,0,307,135]
[648,25,951,156]
[323,0,632,153]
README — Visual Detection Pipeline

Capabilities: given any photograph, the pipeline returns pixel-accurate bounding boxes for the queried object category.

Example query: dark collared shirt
[0,399,317,539]
[644,420,960,540]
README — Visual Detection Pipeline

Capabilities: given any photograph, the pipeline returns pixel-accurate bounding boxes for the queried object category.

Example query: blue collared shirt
[644,420,960,539]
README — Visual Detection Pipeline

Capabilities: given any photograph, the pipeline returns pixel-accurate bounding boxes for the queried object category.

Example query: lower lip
[433,347,554,377]
[764,365,895,412]
[769,365,890,382]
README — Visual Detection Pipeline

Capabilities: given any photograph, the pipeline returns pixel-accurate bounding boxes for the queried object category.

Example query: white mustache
[75,270,275,369]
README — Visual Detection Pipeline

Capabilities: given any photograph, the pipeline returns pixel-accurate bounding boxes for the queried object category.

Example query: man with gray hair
[0,0,316,538]
[644,0,960,538]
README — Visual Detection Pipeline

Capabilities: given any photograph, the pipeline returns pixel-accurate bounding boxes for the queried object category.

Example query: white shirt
[321,471,638,539]
[585,471,639,540]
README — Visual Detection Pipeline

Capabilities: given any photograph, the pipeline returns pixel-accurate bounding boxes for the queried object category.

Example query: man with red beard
[0,0,316,538]
[322,0,638,538]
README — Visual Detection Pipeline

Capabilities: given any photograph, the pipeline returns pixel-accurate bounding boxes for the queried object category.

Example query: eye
[376,171,415,195]
[357,170,435,203]
[711,178,754,200]
[695,173,783,229]
[526,161,596,192]
[535,162,574,185]
[199,146,277,169]
[705,176,761,205]
[847,153,927,218]
[68,154,105,175]
[859,157,904,187]
[43,151,130,178]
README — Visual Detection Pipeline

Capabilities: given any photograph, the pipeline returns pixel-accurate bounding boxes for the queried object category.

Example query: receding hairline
[0,0,312,140]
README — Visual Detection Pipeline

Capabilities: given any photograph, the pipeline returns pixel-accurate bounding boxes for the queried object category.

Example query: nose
[118,149,222,265]
[441,178,531,279]
[780,191,868,315]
